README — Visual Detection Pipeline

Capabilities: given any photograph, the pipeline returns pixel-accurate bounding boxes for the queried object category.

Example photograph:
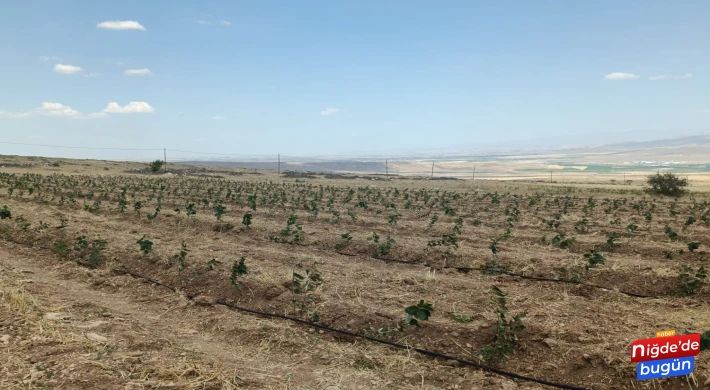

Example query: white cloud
[1,102,106,119]
[320,108,340,116]
[83,72,100,78]
[211,115,226,120]
[220,21,231,25]
[649,73,692,81]
[102,102,155,113]
[39,56,61,62]
[0,111,32,119]
[38,102,80,117]
[124,68,153,76]
[606,72,640,80]
[197,20,211,25]
[604,72,640,80]
[77,112,109,119]
[97,20,146,31]
[53,64,83,75]
[1,102,154,118]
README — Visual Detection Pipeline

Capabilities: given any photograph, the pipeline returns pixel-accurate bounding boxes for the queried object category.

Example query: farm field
[1,157,710,389]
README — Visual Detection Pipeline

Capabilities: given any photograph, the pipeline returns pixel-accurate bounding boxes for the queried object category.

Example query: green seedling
[479,286,526,365]
[136,236,153,255]
[403,300,434,327]
[230,257,248,289]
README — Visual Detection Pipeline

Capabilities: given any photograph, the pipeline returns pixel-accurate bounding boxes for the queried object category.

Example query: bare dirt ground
[1,155,710,389]
[1,244,515,390]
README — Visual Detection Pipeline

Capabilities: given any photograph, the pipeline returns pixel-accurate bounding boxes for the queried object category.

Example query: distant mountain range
[175,134,710,163]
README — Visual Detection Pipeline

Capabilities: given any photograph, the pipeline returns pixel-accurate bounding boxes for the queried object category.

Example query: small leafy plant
[213,203,227,222]
[677,265,707,296]
[367,233,395,257]
[583,250,606,270]
[551,232,575,249]
[403,300,434,327]
[450,312,473,323]
[688,241,701,253]
[489,238,499,255]
[230,257,248,289]
[291,260,323,322]
[335,232,352,250]
[0,205,12,220]
[479,286,526,365]
[271,214,304,243]
[172,241,189,271]
[242,211,252,230]
[136,236,153,255]
[665,225,681,241]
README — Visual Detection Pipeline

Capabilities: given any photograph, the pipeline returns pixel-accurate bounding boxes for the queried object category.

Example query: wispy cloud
[102,102,155,114]
[83,72,100,78]
[39,56,61,62]
[211,115,226,120]
[320,108,340,116]
[53,64,83,75]
[0,111,32,119]
[2,102,155,118]
[196,16,231,26]
[0,102,107,119]
[97,20,146,31]
[649,73,692,81]
[604,72,640,80]
[124,68,153,76]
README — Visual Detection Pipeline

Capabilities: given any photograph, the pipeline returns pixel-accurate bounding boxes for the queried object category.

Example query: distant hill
[173,134,710,174]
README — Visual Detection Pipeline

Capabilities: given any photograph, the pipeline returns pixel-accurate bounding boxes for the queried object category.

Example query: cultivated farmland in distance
[1,155,709,389]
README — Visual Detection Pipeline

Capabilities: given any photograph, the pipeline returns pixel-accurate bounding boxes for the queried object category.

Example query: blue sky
[1,0,709,160]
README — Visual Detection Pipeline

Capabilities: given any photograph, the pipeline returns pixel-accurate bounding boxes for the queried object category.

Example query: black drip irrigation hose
[114,268,588,390]
[0,234,659,299]
[331,250,659,299]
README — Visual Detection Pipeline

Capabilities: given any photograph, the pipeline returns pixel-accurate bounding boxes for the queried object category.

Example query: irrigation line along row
[0,196,662,300]
[0,235,673,388]
[111,268,588,390]
[325,248,658,299]
[0,234,588,389]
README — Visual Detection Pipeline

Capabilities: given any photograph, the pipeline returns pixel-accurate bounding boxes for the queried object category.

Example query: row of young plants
[0,202,532,366]
[2,187,707,297]
[3,172,709,228]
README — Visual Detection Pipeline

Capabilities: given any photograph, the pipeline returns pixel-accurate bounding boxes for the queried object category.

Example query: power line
[0,141,162,151]
[166,149,275,158]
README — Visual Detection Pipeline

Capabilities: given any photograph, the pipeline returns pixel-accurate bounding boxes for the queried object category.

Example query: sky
[1,0,710,161]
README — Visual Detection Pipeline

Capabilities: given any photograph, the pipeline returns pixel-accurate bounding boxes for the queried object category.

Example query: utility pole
[624,173,626,185]
[550,171,552,183]
[164,148,167,166]
[472,165,476,181]
[431,162,434,178]
[278,154,280,174]
[385,160,388,178]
